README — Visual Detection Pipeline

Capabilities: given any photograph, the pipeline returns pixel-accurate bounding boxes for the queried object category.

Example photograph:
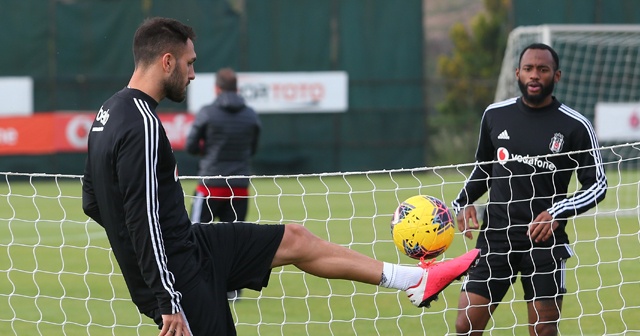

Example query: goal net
[1,142,639,335]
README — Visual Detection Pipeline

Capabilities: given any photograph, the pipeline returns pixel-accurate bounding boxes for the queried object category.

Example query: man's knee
[455,292,494,335]
[532,323,558,336]
[282,223,313,244]
[529,298,561,336]
[454,314,472,334]
[285,223,325,249]
[273,224,318,266]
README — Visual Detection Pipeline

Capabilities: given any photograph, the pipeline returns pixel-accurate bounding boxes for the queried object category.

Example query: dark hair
[133,17,196,67]
[518,43,560,71]
[216,68,237,91]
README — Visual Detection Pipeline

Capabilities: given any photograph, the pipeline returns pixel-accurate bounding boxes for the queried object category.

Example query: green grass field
[0,170,639,335]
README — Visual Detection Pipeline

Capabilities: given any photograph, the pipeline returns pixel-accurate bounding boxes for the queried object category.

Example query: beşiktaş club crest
[549,133,564,153]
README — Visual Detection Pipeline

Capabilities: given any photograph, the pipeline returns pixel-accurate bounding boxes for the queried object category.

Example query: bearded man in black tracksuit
[452,43,607,336]
[82,16,483,336]
[186,67,260,300]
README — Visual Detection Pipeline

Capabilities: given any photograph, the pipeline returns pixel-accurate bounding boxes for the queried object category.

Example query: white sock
[379,262,424,291]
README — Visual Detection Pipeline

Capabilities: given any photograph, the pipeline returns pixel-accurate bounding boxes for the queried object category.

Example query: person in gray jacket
[186,67,260,299]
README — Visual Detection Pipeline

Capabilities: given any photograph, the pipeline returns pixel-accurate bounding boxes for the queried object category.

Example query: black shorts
[462,243,572,302]
[177,222,285,335]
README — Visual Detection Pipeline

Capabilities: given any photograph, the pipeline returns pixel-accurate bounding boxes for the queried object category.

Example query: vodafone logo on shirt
[497,147,510,164]
[496,147,557,171]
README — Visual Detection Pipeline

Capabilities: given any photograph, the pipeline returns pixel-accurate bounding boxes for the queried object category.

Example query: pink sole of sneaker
[418,250,481,308]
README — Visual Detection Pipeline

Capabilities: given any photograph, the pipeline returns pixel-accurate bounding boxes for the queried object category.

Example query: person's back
[186,68,260,300]
[186,68,260,189]
[187,90,260,187]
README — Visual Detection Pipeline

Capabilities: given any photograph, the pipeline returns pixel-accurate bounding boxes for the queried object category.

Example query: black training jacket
[185,91,260,188]
[452,97,607,247]
[82,88,198,316]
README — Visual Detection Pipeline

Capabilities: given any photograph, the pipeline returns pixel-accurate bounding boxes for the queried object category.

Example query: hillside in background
[424,0,484,73]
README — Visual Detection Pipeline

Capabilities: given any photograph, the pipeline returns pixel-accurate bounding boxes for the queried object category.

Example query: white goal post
[1,142,639,335]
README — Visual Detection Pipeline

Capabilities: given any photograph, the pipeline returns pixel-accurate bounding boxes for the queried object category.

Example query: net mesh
[1,143,639,335]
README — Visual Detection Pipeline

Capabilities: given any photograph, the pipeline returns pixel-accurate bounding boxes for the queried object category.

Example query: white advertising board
[0,77,33,116]
[595,102,640,142]
[187,71,348,114]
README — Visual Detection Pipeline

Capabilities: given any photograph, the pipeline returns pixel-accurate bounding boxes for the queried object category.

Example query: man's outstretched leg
[271,224,480,308]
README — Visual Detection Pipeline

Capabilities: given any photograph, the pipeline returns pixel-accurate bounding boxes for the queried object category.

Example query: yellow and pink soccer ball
[391,195,455,260]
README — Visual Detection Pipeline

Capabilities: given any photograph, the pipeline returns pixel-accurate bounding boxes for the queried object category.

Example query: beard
[164,68,188,102]
[518,79,555,106]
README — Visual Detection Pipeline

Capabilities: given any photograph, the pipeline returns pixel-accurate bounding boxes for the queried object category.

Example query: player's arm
[185,108,208,155]
[531,123,608,242]
[547,123,607,220]
[81,156,103,225]
[452,112,494,238]
[118,119,182,316]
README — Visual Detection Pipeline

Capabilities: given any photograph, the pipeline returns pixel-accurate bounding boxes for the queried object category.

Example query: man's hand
[456,205,480,240]
[159,312,191,336]
[528,210,559,243]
